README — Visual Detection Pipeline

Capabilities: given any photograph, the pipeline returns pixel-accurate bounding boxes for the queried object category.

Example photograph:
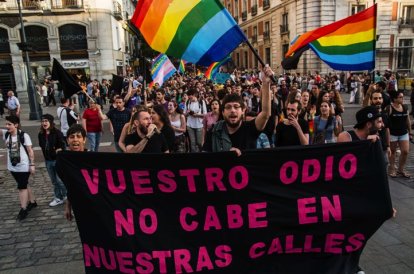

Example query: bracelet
[29,164,35,167]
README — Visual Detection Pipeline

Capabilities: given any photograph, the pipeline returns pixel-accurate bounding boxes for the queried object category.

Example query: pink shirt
[202,112,219,132]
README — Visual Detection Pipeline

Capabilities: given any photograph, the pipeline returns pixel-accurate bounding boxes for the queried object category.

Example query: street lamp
[16,0,42,120]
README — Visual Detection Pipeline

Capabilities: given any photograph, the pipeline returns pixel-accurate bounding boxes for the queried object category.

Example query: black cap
[354,106,381,128]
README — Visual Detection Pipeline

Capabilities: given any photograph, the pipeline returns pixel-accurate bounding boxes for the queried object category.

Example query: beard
[139,124,148,135]
[368,127,379,135]
[225,116,243,128]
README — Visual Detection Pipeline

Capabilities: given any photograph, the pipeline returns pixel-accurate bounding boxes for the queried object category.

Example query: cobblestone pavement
[0,167,83,272]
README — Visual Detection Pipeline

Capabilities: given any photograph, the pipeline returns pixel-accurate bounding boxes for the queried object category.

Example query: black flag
[51,58,82,99]
[281,45,310,70]
[111,74,124,94]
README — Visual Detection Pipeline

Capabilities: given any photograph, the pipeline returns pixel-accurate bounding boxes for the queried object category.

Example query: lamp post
[16,0,41,120]
[136,39,146,88]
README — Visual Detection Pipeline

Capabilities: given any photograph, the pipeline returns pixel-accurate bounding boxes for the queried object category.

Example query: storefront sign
[62,59,89,69]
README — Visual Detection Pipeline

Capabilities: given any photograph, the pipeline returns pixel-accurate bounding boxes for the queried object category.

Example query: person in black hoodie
[38,114,67,207]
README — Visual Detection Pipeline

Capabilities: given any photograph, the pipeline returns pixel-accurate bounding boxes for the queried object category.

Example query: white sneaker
[49,198,64,207]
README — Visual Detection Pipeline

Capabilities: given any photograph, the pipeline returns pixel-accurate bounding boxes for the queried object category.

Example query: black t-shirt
[106,108,131,141]
[203,120,261,152]
[275,118,309,147]
[124,131,168,153]
[161,125,175,152]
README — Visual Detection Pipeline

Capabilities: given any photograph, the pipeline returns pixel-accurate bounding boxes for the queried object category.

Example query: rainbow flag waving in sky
[205,56,231,80]
[282,4,376,71]
[149,53,177,88]
[131,0,246,66]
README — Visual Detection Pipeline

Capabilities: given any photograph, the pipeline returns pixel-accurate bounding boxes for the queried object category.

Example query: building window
[397,39,413,69]
[282,44,289,57]
[252,26,258,43]
[59,24,88,60]
[265,47,271,66]
[234,0,239,19]
[264,21,270,40]
[351,4,365,15]
[236,52,240,67]
[244,51,248,69]
[242,0,247,21]
[281,13,289,33]
[251,0,257,15]
[402,5,414,25]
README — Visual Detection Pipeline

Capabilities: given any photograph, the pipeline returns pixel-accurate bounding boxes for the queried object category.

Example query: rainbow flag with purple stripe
[205,56,231,80]
[282,5,376,71]
[149,53,177,87]
[131,0,247,66]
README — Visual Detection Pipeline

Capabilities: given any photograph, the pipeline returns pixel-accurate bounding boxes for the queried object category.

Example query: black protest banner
[56,141,392,274]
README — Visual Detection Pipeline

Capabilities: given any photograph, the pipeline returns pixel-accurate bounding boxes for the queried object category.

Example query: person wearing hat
[337,106,383,143]
[38,114,67,207]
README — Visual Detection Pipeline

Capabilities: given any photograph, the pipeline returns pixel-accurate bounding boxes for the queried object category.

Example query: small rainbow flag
[205,56,231,80]
[131,0,247,66]
[149,53,177,88]
[282,4,376,71]
[178,60,186,74]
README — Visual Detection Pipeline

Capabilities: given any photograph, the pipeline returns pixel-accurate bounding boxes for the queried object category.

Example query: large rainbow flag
[149,53,177,88]
[282,4,376,71]
[131,0,247,66]
[205,56,231,80]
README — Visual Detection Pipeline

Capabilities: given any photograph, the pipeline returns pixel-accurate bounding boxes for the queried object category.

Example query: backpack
[186,99,205,114]
[5,130,29,156]
[59,107,77,127]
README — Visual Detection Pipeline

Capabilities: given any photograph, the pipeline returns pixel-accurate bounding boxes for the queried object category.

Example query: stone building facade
[0,0,138,98]
[223,0,414,77]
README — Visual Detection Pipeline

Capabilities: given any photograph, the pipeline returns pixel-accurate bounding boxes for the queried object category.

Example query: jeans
[87,132,101,152]
[45,160,67,200]
[187,127,203,152]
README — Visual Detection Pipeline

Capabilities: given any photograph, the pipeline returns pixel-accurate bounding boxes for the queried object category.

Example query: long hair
[153,104,171,127]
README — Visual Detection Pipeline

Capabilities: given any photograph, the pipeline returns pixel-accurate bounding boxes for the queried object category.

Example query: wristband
[30,164,35,167]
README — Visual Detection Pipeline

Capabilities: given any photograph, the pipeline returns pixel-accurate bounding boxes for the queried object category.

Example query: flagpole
[245,39,276,83]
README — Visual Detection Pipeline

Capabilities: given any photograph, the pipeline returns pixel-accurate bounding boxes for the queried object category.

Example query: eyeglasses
[224,104,242,110]
[397,96,404,98]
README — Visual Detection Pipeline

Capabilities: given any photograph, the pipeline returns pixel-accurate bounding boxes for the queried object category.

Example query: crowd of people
[1,66,413,274]
[2,67,414,220]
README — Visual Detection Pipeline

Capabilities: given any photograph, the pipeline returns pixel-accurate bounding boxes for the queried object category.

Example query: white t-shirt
[2,130,32,172]
[184,100,206,129]
[57,106,77,136]
[41,85,48,97]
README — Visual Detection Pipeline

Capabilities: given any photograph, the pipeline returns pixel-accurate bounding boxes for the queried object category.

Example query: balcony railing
[113,1,123,20]
[399,18,414,26]
[51,0,84,9]
[242,11,247,21]
[251,4,257,16]
[22,0,40,9]
[263,0,270,10]
[280,24,289,34]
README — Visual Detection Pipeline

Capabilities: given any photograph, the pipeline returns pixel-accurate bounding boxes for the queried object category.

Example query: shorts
[11,172,31,190]
[390,133,409,142]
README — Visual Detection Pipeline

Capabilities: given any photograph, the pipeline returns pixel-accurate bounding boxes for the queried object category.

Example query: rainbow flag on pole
[178,60,186,74]
[205,56,231,80]
[131,0,247,66]
[149,54,177,88]
[282,4,376,71]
